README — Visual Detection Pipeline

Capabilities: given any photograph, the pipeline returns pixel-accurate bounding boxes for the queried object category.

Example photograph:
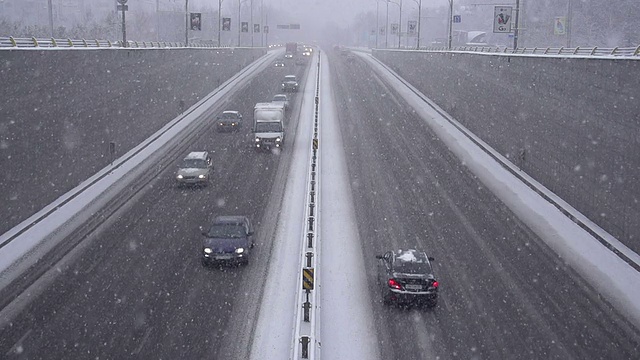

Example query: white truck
[253,102,285,150]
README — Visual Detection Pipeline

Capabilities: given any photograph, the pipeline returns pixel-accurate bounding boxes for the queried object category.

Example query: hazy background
[1,0,639,47]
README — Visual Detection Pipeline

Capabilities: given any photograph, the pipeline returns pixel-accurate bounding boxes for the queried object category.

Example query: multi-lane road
[1,49,639,359]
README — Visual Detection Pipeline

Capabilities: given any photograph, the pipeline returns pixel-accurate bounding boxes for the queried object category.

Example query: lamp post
[410,0,422,49]
[447,0,453,50]
[388,0,401,48]
[250,0,254,47]
[47,0,54,37]
[185,0,189,46]
[218,0,222,46]
[376,0,379,48]
[385,0,389,48]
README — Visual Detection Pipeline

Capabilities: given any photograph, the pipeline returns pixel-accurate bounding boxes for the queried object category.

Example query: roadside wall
[374,50,640,253]
[0,47,265,233]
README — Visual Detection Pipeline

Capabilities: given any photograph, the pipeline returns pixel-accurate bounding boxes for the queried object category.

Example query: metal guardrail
[0,36,222,49]
[419,45,640,57]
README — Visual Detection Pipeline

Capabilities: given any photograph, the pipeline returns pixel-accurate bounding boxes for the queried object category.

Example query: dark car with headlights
[216,110,243,132]
[201,216,254,266]
[281,75,298,92]
[376,249,439,307]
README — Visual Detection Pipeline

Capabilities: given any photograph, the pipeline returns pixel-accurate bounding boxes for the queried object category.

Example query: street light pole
[237,0,242,47]
[376,1,379,48]
[385,0,389,48]
[398,0,402,48]
[513,0,520,49]
[447,0,453,50]
[185,0,189,46]
[47,0,54,37]
[218,0,222,46]
[250,0,254,47]
[416,0,421,48]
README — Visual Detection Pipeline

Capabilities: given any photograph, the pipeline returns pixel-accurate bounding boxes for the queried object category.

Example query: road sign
[290,24,300,30]
[277,24,290,29]
[117,0,127,4]
[190,13,201,31]
[453,15,461,23]
[303,268,314,290]
[494,6,512,33]
[264,25,269,33]
[254,24,260,33]
[117,4,128,11]
[391,23,398,35]
[554,16,567,35]
[241,22,248,33]
[222,18,231,31]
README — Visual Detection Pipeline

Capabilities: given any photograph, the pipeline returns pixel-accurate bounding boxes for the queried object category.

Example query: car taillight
[388,279,402,290]
[432,280,439,288]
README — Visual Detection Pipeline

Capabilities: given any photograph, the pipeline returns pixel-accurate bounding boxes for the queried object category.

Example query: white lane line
[132,327,153,355]
[5,329,32,357]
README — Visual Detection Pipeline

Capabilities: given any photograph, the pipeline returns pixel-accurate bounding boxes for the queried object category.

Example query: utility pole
[251,0,254,47]
[376,1,379,48]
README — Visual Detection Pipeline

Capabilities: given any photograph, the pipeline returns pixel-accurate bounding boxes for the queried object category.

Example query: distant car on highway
[216,110,243,132]
[274,59,285,67]
[175,151,213,187]
[284,52,294,59]
[201,215,255,266]
[376,249,439,307]
[281,75,299,92]
[271,94,290,109]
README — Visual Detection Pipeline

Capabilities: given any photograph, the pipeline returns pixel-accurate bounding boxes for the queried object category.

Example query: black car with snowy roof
[376,249,439,307]
[216,110,243,132]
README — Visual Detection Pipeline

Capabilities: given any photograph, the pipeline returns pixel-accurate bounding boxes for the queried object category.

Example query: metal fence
[420,45,640,57]
[0,36,221,49]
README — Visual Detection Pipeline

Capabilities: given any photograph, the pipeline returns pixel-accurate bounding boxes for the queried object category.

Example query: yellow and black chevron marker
[303,268,314,290]
[312,138,319,150]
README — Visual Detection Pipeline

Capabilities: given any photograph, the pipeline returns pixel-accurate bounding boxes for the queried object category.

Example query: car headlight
[198,174,206,179]
[275,137,282,142]
[176,174,183,179]
[294,82,298,86]
[204,248,212,254]
[235,247,245,254]
[219,122,224,126]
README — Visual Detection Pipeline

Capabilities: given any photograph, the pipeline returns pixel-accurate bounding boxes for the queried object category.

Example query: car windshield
[284,76,297,82]
[394,260,431,275]
[273,96,286,101]
[219,113,238,119]
[207,224,246,238]
[255,122,282,132]
[180,159,207,168]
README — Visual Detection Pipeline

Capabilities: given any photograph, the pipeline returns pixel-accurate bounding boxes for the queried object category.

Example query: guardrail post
[32,37,38,47]
[300,336,310,359]
[308,216,314,231]
[307,232,314,248]
[306,252,313,267]
[67,38,73,47]
[51,38,57,47]
[634,45,640,56]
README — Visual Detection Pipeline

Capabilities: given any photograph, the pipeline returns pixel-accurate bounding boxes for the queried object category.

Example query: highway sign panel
[453,15,461,23]
[303,268,314,290]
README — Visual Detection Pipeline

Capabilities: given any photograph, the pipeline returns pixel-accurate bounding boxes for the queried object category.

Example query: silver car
[175,151,213,186]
